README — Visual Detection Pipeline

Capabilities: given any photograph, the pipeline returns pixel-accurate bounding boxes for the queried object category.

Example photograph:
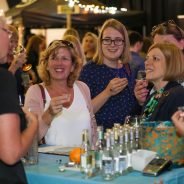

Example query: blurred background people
[0,16,38,184]
[24,39,97,147]
[79,18,138,130]
[63,34,86,66]
[136,42,184,121]
[63,28,80,41]
[151,20,184,51]
[140,36,153,59]
[82,32,98,62]
[0,24,27,103]
[128,30,145,75]
[26,34,46,83]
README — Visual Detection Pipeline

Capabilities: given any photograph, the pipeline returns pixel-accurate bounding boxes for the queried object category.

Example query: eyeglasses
[0,27,12,38]
[102,38,125,46]
[151,20,184,40]
[48,40,73,48]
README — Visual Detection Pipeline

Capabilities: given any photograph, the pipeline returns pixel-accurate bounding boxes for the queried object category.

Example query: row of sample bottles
[80,121,142,180]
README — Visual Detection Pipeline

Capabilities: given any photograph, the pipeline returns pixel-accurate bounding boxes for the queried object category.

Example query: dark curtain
[6,0,21,8]
[101,0,184,35]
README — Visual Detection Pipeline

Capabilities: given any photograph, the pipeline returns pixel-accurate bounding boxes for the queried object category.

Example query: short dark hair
[128,31,143,46]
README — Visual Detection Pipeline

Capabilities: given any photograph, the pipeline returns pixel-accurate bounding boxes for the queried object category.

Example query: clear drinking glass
[178,106,184,117]
[25,134,38,165]
[13,44,32,72]
[124,115,140,127]
[137,70,146,80]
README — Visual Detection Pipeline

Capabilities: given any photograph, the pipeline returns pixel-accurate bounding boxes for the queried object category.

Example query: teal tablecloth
[25,153,184,184]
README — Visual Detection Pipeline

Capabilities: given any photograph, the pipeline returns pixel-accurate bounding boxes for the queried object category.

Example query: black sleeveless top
[0,68,27,184]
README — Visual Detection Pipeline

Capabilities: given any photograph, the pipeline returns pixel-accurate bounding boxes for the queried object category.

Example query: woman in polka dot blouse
[79,18,138,130]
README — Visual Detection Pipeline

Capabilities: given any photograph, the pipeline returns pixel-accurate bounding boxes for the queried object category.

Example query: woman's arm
[0,111,37,165]
[25,84,51,141]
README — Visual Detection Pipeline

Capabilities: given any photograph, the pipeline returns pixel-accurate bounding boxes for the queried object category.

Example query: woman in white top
[24,39,97,147]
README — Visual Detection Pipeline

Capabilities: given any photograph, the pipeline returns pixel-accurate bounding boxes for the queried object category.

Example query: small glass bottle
[102,132,114,181]
[95,126,104,171]
[80,129,91,173]
[134,116,142,150]
[110,130,119,176]
[118,129,127,175]
[124,127,133,172]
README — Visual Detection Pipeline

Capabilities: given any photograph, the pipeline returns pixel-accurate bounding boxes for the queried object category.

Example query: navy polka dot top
[79,61,137,130]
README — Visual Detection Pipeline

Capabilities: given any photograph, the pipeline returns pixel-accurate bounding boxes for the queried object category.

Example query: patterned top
[142,88,164,120]
[79,61,137,130]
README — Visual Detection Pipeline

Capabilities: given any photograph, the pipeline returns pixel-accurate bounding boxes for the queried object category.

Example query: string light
[64,0,124,14]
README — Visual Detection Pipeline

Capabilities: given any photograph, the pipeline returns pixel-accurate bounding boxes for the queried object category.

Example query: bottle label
[119,156,127,173]
[102,158,114,175]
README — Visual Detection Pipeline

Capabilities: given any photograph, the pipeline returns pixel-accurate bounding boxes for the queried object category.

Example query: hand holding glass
[13,45,32,72]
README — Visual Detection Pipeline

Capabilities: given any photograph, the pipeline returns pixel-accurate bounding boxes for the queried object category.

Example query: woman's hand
[9,50,27,74]
[172,110,184,136]
[105,77,128,97]
[48,95,70,116]
[134,80,149,105]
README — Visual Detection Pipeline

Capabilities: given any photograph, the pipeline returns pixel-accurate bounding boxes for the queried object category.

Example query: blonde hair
[82,32,98,53]
[63,28,80,40]
[148,42,184,81]
[93,18,131,65]
[37,40,81,87]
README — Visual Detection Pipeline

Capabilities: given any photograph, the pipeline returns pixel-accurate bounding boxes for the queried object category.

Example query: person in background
[63,34,86,66]
[151,20,184,51]
[0,25,27,103]
[137,42,184,121]
[172,110,184,136]
[134,20,184,105]
[128,30,145,75]
[82,32,98,62]
[63,28,80,41]
[26,35,46,83]
[0,16,38,184]
[24,39,97,147]
[79,18,138,130]
[140,36,153,59]
[6,25,27,74]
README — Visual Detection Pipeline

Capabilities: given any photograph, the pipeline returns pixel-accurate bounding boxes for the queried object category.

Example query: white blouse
[44,83,91,147]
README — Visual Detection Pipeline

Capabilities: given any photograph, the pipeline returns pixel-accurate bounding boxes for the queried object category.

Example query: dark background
[6,0,184,36]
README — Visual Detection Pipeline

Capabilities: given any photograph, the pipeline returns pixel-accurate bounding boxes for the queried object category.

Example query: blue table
[25,153,184,184]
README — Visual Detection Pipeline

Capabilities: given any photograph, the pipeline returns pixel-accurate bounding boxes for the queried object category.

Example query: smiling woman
[79,18,138,130]
[24,39,97,148]
[139,42,184,121]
